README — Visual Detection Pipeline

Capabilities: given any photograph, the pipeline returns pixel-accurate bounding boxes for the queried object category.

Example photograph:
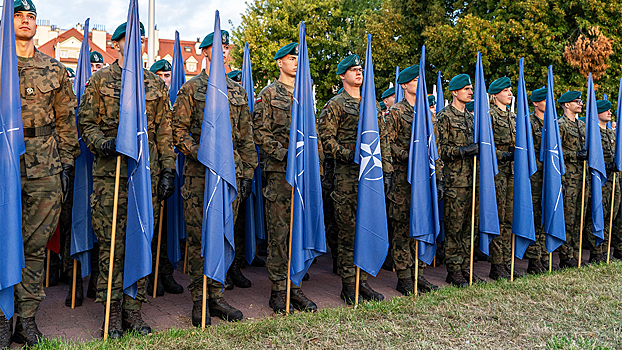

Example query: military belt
[23,125,54,137]
[104,129,156,140]
[342,143,356,151]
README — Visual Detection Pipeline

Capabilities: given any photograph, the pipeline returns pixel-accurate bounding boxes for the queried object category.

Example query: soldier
[227,70,242,83]
[0,0,79,346]
[149,59,172,88]
[66,67,75,84]
[78,21,176,339]
[90,51,104,73]
[318,54,394,304]
[557,90,588,268]
[381,86,396,110]
[379,100,387,113]
[172,30,257,326]
[487,77,516,280]
[385,65,438,295]
[252,42,319,313]
[465,100,474,113]
[437,74,485,287]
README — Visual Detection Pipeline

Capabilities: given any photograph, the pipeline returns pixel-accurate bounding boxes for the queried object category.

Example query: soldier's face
[533,100,546,114]
[203,44,230,63]
[453,85,473,104]
[278,55,298,78]
[383,95,395,109]
[402,77,418,95]
[430,105,436,114]
[495,87,513,106]
[156,71,171,88]
[341,66,363,87]
[113,36,145,57]
[91,63,103,73]
[598,109,612,123]
[14,11,37,41]
[566,99,583,114]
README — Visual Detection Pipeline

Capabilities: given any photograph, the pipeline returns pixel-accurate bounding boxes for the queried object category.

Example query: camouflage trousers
[181,175,240,301]
[264,171,301,291]
[322,158,339,262]
[59,168,74,274]
[444,186,477,273]
[152,201,174,277]
[561,171,588,260]
[490,170,513,265]
[586,171,620,255]
[524,173,548,263]
[91,175,160,310]
[232,198,250,266]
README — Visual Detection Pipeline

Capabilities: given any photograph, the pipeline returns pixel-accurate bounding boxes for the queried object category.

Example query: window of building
[184,46,192,52]
[186,62,196,72]
[60,50,68,58]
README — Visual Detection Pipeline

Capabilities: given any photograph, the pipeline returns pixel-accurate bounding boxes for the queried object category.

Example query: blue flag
[0,0,26,319]
[116,0,154,298]
[197,11,237,285]
[407,46,440,265]
[540,66,566,252]
[285,22,326,285]
[241,42,266,265]
[353,35,389,276]
[70,19,95,278]
[436,71,445,111]
[585,73,606,246]
[394,66,404,104]
[512,58,537,259]
[474,52,500,255]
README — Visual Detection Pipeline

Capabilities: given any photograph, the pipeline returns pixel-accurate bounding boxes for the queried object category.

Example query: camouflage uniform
[437,105,476,273]
[172,69,257,301]
[489,103,516,266]
[558,115,587,261]
[78,61,175,310]
[318,90,393,283]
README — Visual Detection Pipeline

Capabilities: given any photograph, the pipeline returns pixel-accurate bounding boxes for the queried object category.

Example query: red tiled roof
[38,28,115,64]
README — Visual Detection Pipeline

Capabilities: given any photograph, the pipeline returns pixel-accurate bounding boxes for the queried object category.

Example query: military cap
[379,100,386,110]
[90,51,104,63]
[488,77,511,94]
[558,90,581,104]
[530,87,547,102]
[150,59,172,74]
[274,42,298,60]
[227,70,242,82]
[336,54,361,75]
[448,74,472,91]
[381,87,395,100]
[14,0,36,13]
[199,30,230,49]
[397,65,420,84]
[465,100,475,113]
[428,95,436,106]
[111,22,145,42]
[66,67,75,78]
[597,100,612,114]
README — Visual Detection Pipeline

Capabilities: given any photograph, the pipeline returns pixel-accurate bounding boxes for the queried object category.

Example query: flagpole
[510,234,515,282]
[578,161,587,268]
[153,202,164,298]
[71,260,77,308]
[433,255,436,268]
[354,267,360,307]
[286,189,294,314]
[548,253,552,273]
[103,156,122,340]
[183,240,188,274]
[414,241,419,296]
[201,275,207,330]
[469,157,477,286]
[45,249,51,288]
[607,173,616,264]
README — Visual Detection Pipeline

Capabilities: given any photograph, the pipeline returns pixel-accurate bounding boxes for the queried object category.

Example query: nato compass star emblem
[358,130,383,181]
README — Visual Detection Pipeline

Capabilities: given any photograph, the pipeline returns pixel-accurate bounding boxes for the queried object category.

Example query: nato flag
[615,78,622,175]
[353,35,389,276]
[394,66,404,104]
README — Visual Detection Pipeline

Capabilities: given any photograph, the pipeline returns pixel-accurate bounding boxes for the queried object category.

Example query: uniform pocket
[23,135,62,179]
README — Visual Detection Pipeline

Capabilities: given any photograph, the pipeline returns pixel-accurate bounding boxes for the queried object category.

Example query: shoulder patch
[323,102,329,109]
[255,97,262,104]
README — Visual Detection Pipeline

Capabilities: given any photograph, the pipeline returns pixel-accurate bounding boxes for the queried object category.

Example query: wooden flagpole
[103,156,122,340]
[71,260,77,309]
[578,160,587,268]
[469,157,477,286]
[286,189,294,313]
[607,173,616,264]
[153,202,164,298]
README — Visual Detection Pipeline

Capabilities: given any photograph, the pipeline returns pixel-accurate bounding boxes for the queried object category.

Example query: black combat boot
[228,261,251,288]
[506,264,525,279]
[302,273,310,281]
[290,289,317,312]
[269,290,293,314]
[65,275,84,307]
[161,274,183,294]
[416,275,439,293]
[588,253,605,264]
[192,300,210,327]
[359,281,384,302]
[87,270,98,299]
[489,264,510,280]
[0,316,12,349]
[559,257,579,269]
[445,270,468,288]
[147,272,164,296]
[13,317,44,346]
[122,309,151,335]
[527,259,546,275]
[613,248,622,260]
[47,264,60,287]
[340,282,357,305]
[100,301,123,339]
[224,274,234,290]
[396,278,415,296]
[462,269,487,284]
[210,297,243,321]
[250,256,266,267]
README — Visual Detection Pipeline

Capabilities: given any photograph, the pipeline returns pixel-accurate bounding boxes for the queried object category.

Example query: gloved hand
[100,139,120,157]
[347,150,356,164]
[576,149,588,161]
[606,161,617,171]
[500,151,514,162]
[383,172,394,196]
[459,143,479,159]
[239,178,253,201]
[61,163,75,204]
[158,168,176,201]
[437,178,445,202]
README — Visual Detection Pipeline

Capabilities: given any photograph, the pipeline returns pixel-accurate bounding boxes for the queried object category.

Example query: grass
[35,262,622,349]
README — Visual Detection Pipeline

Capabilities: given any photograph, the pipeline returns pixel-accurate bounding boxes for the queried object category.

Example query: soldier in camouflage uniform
[437,74,486,287]
[253,42,322,313]
[78,22,176,339]
[318,54,394,304]
[487,77,517,280]
[90,51,104,73]
[172,30,257,326]
[0,1,80,347]
[558,91,588,268]
[381,86,396,111]
[385,65,439,295]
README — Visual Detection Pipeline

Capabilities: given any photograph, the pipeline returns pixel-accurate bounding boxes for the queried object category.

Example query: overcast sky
[36,0,247,42]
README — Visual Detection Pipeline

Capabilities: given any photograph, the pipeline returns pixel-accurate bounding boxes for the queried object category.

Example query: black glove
[500,151,514,162]
[61,163,75,204]
[437,178,445,202]
[576,149,588,161]
[239,178,253,202]
[100,139,120,157]
[347,150,356,163]
[383,172,394,196]
[606,161,617,171]
[459,143,479,159]
[157,168,176,201]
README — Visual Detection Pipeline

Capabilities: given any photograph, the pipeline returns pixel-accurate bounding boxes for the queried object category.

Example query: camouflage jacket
[490,103,516,174]
[601,126,616,165]
[172,69,257,180]
[78,60,176,178]
[18,49,79,179]
[385,99,413,164]
[437,104,474,188]
[558,114,586,177]
[317,90,393,174]
[530,112,544,177]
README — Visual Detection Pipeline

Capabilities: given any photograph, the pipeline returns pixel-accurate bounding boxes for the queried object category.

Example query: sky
[36,0,248,42]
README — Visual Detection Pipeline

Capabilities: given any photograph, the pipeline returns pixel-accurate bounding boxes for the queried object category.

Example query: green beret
[111,22,145,42]
[149,59,172,73]
[597,100,612,114]
[14,0,36,13]
[379,100,386,111]
[465,100,475,113]
[66,67,75,78]
[448,74,472,91]
[336,54,361,75]
[274,43,298,60]
[90,51,104,63]
[428,95,436,106]
[227,70,242,82]
[381,87,395,100]
[558,90,581,104]
[199,30,230,49]
[488,77,511,94]
[530,87,547,102]
[397,65,419,84]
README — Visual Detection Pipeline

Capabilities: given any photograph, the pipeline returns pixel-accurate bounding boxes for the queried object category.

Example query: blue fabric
[474,52,500,255]
[394,66,404,104]
[0,0,26,319]
[285,22,326,285]
[615,78,622,222]
[116,0,154,298]
[70,18,94,278]
[585,73,606,246]
[436,71,445,111]
[353,35,389,276]
[540,66,566,252]
[512,58,537,259]
[197,11,238,285]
